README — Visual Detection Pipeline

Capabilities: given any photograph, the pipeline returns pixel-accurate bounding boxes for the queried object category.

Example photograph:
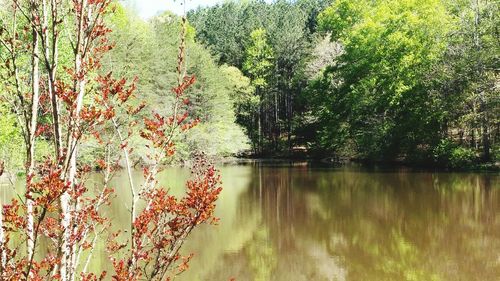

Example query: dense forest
[0,2,250,171]
[1,0,499,174]
[187,0,499,168]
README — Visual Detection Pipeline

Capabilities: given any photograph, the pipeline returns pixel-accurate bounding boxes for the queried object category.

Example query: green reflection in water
[2,164,499,281]
[245,227,277,281]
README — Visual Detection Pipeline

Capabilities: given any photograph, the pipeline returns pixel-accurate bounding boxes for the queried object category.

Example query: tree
[304,33,342,80]
[243,28,274,153]
[188,0,323,154]
[220,65,259,153]
[0,99,24,174]
[440,0,499,161]
[311,0,455,159]
[188,1,247,67]
[0,1,222,280]
[99,8,249,160]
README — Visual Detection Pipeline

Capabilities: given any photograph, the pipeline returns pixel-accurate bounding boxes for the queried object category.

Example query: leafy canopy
[243,28,274,88]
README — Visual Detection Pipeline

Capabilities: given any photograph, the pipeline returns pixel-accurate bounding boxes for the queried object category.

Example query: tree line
[189,0,332,154]
[1,2,252,173]
[188,0,499,168]
[4,0,496,168]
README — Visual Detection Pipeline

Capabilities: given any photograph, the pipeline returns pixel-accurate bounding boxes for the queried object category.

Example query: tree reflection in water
[179,164,499,281]
[8,164,495,280]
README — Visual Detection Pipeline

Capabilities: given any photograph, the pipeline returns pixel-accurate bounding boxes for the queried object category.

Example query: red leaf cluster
[109,155,222,280]
[172,75,196,97]
[0,1,221,279]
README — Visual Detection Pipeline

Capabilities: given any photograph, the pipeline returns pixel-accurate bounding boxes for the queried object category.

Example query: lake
[2,162,499,280]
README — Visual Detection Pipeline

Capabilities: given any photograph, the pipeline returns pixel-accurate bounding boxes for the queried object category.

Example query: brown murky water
[176,163,500,281]
[3,163,500,280]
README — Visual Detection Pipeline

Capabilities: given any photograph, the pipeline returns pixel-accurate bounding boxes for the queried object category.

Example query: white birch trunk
[0,202,5,274]
[61,5,85,279]
[26,0,40,269]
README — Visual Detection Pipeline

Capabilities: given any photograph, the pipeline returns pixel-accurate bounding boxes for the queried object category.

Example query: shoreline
[1,156,497,181]
[218,155,500,172]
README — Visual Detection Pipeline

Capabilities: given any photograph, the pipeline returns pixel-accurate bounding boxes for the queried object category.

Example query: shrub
[433,139,476,169]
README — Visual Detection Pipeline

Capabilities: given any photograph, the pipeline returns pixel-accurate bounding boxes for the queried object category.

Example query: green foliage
[2,0,497,165]
[439,0,499,161]
[243,28,274,88]
[219,65,259,147]
[310,0,455,159]
[306,0,499,165]
[245,228,277,281]
[0,7,56,173]
[433,139,477,169]
[317,0,364,39]
[0,101,24,172]
[1,2,252,168]
[189,0,326,153]
[187,1,250,67]
[99,7,249,161]
[0,98,53,174]
[188,0,330,68]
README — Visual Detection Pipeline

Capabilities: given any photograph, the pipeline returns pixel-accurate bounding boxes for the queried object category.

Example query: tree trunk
[287,89,293,155]
[43,0,62,158]
[0,202,5,275]
[470,112,476,148]
[480,101,490,160]
[61,2,88,279]
[258,87,263,154]
[274,90,279,151]
[26,0,41,268]
[472,0,490,161]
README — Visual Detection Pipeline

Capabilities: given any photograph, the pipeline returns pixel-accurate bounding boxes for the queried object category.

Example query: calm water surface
[173,163,500,281]
[3,163,500,280]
